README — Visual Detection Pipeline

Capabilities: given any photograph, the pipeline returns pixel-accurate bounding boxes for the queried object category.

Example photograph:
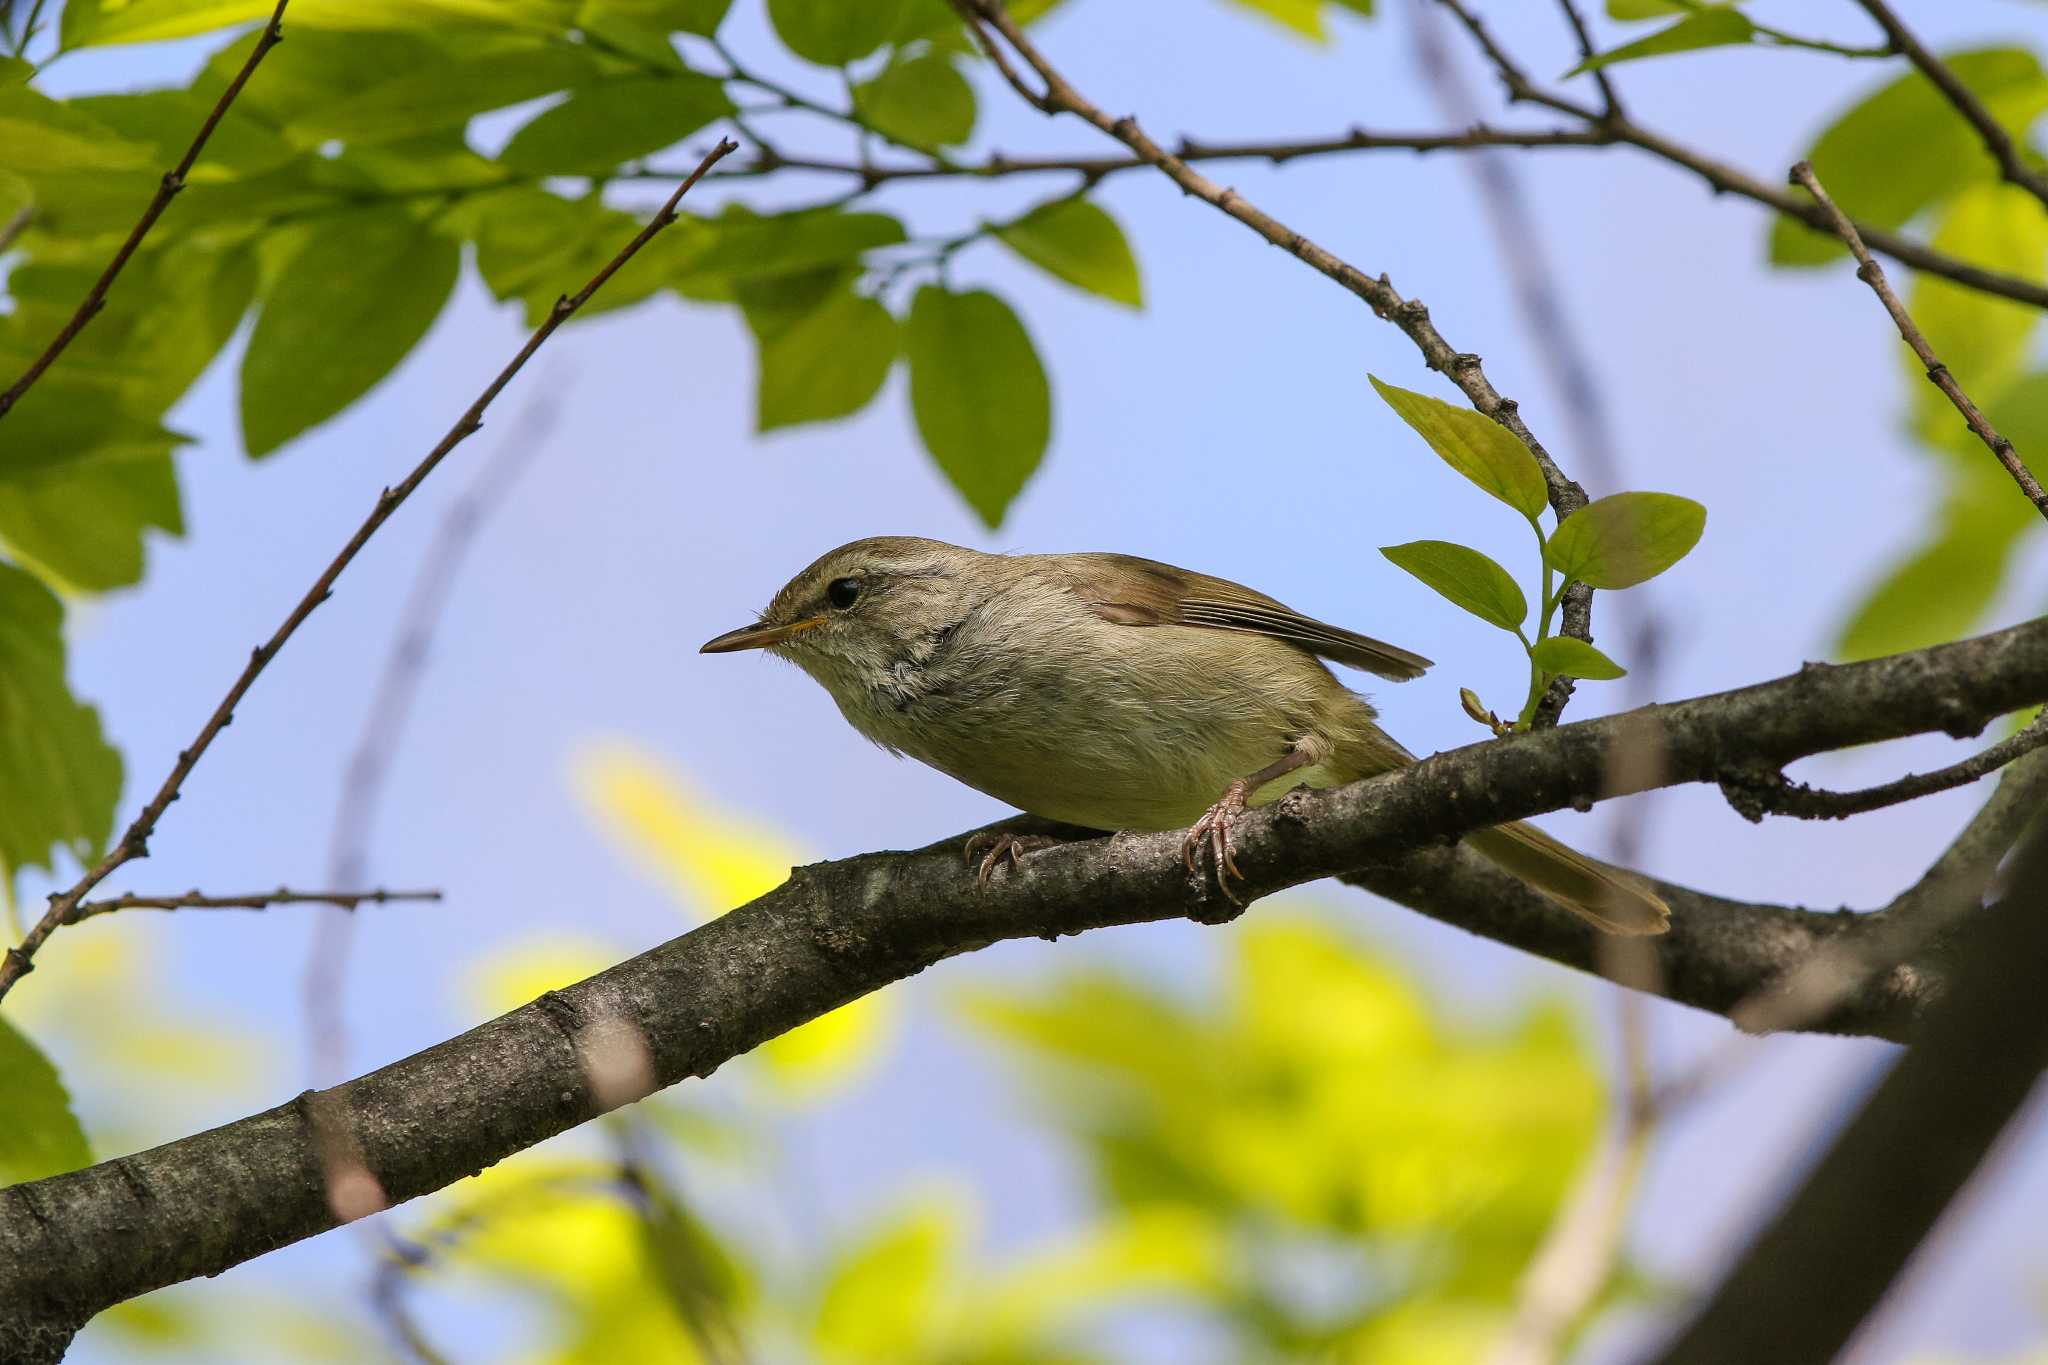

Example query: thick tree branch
[1850,0,2048,212]
[4,617,2047,1358]
[0,140,737,1009]
[0,0,289,421]
[1656,821,2048,1365]
[957,0,1596,724]
[1791,161,2048,521]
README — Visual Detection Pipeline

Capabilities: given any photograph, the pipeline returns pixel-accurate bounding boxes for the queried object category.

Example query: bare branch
[1791,160,2048,521]
[0,0,289,420]
[1553,0,1622,121]
[1719,708,2048,821]
[3,616,2047,1358]
[1850,0,2048,211]
[0,139,738,1008]
[70,888,438,923]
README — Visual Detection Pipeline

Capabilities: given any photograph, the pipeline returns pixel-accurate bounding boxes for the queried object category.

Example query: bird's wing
[1054,552,1432,681]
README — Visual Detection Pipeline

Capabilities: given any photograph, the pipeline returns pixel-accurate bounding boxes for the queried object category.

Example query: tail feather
[1465,821,1671,936]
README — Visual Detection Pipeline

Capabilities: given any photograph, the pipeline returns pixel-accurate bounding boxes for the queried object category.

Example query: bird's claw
[1181,781,1251,906]
[964,832,1060,887]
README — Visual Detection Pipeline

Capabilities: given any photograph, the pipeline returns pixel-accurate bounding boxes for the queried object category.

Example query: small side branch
[1790,162,2048,521]
[0,0,290,420]
[1850,0,2048,211]
[71,888,439,923]
[0,138,738,1008]
[1719,710,2048,822]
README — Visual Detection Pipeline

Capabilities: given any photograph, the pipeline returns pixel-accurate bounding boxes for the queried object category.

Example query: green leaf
[1567,8,1752,76]
[814,1199,959,1362]
[1379,540,1527,632]
[1836,477,2032,660]
[63,0,576,48]
[1544,491,1705,589]
[1606,0,1685,16]
[994,196,1143,309]
[1904,183,2048,443]
[498,73,731,173]
[69,88,297,177]
[1368,375,1548,518]
[0,456,183,594]
[239,207,459,456]
[1220,0,1326,40]
[0,1017,91,1186]
[1771,48,2048,267]
[681,205,906,282]
[854,53,976,149]
[906,286,1050,528]
[582,0,730,38]
[756,286,899,432]
[291,46,602,146]
[0,562,122,881]
[767,0,905,65]
[0,87,154,172]
[1530,635,1626,680]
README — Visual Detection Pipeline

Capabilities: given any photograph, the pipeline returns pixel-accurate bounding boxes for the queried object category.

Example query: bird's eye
[826,577,863,609]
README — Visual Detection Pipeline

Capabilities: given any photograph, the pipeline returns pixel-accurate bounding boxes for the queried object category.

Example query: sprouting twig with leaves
[1369,379,1704,729]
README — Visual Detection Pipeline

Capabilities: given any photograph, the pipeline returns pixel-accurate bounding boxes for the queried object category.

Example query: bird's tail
[1465,821,1670,936]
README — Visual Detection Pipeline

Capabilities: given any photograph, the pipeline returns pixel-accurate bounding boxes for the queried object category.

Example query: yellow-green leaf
[0,1017,91,1185]
[1530,634,1626,680]
[291,46,602,145]
[855,53,976,149]
[906,286,1050,528]
[1771,48,2048,267]
[1369,375,1548,518]
[0,87,153,172]
[1567,7,1752,76]
[815,1198,963,1362]
[756,287,899,432]
[1380,540,1527,632]
[994,196,1143,309]
[682,205,907,282]
[0,455,183,594]
[767,0,905,66]
[1544,491,1704,589]
[498,73,731,173]
[239,206,459,456]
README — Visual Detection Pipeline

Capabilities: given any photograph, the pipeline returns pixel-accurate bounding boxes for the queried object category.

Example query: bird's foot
[1182,779,1252,906]
[964,832,1062,886]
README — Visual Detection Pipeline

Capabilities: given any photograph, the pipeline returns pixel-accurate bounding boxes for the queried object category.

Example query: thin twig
[1790,160,2048,522]
[1720,709,2048,821]
[1554,0,1622,121]
[307,386,565,1088]
[0,138,738,1008]
[71,887,439,922]
[1850,0,2048,211]
[955,0,1599,728]
[0,0,289,420]
[0,202,32,255]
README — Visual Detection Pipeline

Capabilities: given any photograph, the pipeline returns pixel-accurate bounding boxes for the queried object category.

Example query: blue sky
[24,1,2048,1359]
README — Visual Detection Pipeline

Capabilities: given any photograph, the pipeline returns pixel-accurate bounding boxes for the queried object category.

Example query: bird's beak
[698,616,827,653]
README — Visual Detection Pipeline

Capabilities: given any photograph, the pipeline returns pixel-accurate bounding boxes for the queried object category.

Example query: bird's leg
[1182,748,1314,904]
[964,830,1065,886]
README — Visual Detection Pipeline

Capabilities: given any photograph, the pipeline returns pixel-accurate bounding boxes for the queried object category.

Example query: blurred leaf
[682,205,906,282]
[1904,183,2048,442]
[756,285,899,432]
[1771,48,2048,266]
[0,1016,92,1185]
[1836,476,2032,660]
[981,1206,1223,1343]
[767,0,905,65]
[585,0,732,37]
[466,935,618,1017]
[855,53,976,149]
[994,196,1143,308]
[0,86,154,171]
[67,87,297,176]
[0,455,183,593]
[0,563,121,881]
[467,186,688,325]
[498,73,731,173]
[291,46,601,145]
[1567,7,1751,75]
[62,0,577,47]
[815,1197,962,1362]
[239,205,459,456]
[1379,540,1527,632]
[1529,635,1626,680]
[570,743,897,1096]
[1369,375,1548,518]
[906,286,1051,528]
[734,264,854,339]
[1544,491,1704,589]
[1221,0,1327,40]
[1605,0,1685,16]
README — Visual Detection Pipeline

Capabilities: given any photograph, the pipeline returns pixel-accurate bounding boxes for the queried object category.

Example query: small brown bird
[701,536,1667,935]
